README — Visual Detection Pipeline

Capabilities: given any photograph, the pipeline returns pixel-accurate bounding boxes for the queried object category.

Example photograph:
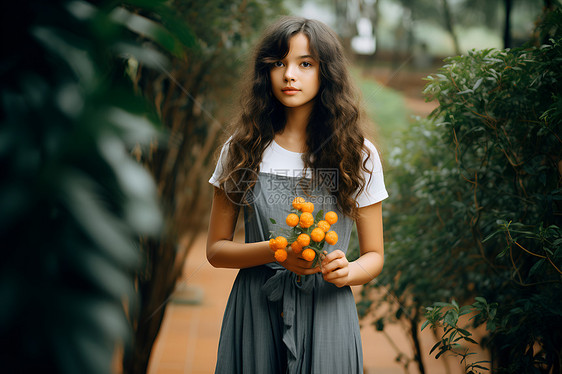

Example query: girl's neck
[275,104,312,153]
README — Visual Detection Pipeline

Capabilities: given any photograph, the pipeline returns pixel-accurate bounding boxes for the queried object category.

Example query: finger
[323,268,348,281]
[302,266,322,275]
[291,265,321,276]
[296,258,316,268]
[323,274,346,288]
[321,250,344,264]
[332,279,347,288]
[289,259,321,273]
[322,258,347,273]
[322,251,339,262]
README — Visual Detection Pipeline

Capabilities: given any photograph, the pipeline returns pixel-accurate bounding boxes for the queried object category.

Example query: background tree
[441,0,460,55]
[356,5,562,374]
[0,0,182,372]
[456,0,547,48]
[395,0,460,55]
[122,1,285,373]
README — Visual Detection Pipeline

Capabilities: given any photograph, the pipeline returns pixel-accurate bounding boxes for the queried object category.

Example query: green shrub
[357,10,562,373]
[0,1,186,372]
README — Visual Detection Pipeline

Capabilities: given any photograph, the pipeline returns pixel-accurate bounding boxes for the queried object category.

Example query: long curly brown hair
[217,16,375,219]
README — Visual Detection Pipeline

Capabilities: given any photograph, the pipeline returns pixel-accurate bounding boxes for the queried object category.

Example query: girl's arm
[206,187,273,268]
[321,202,384,287]
[206,187,321,275]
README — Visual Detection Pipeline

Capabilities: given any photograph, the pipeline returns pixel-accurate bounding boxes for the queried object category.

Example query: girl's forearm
[207,240,274,269]
[346,251,384,286]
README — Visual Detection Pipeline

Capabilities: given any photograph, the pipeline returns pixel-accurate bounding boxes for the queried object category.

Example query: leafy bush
[0,1,185,372]
[357,9,562,374]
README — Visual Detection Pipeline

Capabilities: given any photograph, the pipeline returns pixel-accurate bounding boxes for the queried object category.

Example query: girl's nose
[284,65,296,82]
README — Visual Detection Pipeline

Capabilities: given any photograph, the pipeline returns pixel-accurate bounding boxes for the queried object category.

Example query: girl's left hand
[321,250,349,288]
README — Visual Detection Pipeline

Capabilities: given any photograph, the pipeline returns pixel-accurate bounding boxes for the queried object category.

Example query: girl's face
[269,33,320,111]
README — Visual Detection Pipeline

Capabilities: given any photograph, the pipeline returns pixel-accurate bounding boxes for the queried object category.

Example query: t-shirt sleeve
[355,139,389,208]
[208,138,231,189]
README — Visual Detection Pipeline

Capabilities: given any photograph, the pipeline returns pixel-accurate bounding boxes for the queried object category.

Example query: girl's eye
[301,61,312,68]
[273,61,284,68]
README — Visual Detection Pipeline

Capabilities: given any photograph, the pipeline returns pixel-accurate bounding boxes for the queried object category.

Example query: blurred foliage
[456,0,545,31]
[0,0,187,372]
[351,69,411,154]
[384,0,551,56]
[356,7,562,374]
[122,1,286,373]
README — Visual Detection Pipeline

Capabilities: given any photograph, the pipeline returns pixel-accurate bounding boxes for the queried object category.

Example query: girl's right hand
[276,246,321,276]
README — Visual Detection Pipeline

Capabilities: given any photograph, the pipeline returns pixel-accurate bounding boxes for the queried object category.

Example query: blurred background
[1,0,560,374]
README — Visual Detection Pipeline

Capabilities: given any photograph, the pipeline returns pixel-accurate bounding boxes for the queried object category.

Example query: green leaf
[269,218,276,225]
[433,302,451,308]
[482,231,499,243]
[456,89,473,95]
[459,306,473,316]
[444,310,458,326]
[528,258,545,277]
[315,209,324,223]
[472,78,483,91]
[109,7,183,56]
[430,341,442,355]
[457,328,472,336]
[474,297,487,305]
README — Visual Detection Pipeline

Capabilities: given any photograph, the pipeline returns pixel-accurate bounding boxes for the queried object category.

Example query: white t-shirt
[208,137,388,208]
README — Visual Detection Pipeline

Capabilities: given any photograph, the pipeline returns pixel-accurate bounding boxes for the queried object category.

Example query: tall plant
[357,7,562,374]
[0,0,183,372]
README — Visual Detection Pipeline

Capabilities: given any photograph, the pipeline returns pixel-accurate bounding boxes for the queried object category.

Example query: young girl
[207,16,387,373]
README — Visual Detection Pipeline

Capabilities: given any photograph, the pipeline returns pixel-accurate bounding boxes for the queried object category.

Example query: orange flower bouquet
[269,197,338,267]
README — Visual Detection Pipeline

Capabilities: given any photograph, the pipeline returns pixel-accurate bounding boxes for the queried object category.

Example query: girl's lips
[282,88,300,95]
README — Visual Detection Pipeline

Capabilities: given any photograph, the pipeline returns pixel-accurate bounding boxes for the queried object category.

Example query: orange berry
[301,248,316,262]
[290,241,303,254]
[269,238,277,251]
[274,249,288,262]
[325,230,338,245]
[292,197,305,210]
[317,220,330,232]
[300,202,314,213]
[299,212,314,228]
[325,211,338,225]
[275,236,288,249]
[310,227,325,242]
[297,233,311,247]
[286,213,299,227]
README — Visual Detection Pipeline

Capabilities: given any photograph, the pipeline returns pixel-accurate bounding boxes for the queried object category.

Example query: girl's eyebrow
[298,55,315,59]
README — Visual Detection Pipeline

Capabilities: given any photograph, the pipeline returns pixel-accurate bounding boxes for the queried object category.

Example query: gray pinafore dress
[214,171,363,373]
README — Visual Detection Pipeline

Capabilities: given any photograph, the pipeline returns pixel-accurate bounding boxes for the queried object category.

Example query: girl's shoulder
[356,138,388,207]
[361,138,383,171]
[362,137,379,154]
[208,136,234,188]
